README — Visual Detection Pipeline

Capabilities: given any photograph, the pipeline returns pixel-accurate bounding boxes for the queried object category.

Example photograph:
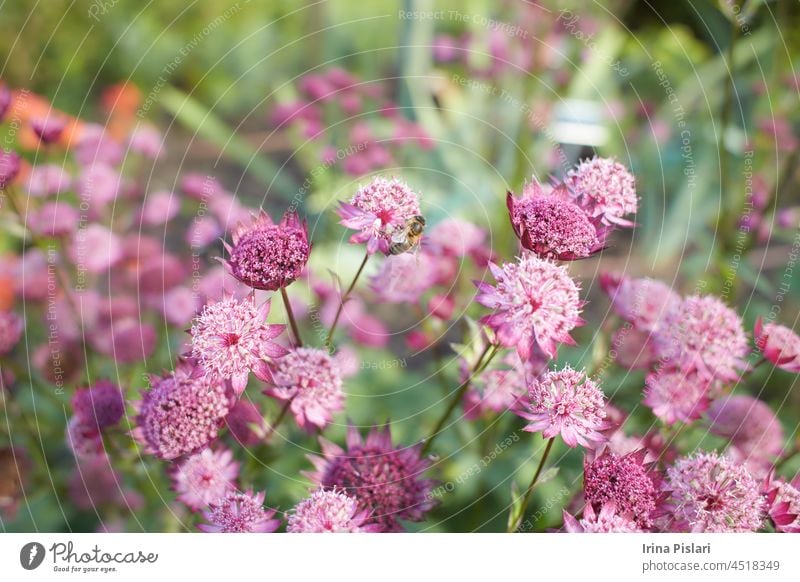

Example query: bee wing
[391,228,410,244]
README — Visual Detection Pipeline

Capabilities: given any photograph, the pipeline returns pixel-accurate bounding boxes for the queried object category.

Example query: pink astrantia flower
[600,272,680,332]
[665,451,765,532]
[172,447,239,510]
[263,347,345,432]
[305,425,436,532]
[127,124,163,158]
[224,399,266,446]
[337,177,421,255]
[506,183,606,260]
[462,352,544,419]
[563,502,642,533]
[28,201,79,237]
[0,311,22,355]
[643,368,713,425]
[754,318,800,373]
[426,217,490,264]
[66,417,104,459]
[566,156,638,226]
[516,366,607,448]
[70,224,123,273]
[190,297,288,394]
[369,252,437,303]
[30,116,67,144]
[287,488,379,533]
[140,190,180,226]
[583,449,661,529]
[763,472,800,533]
[200,490,280,533]
[652,295,749,382]
[475,254,584,359]
[0,149,21,189]
[71,380,124,430]
[24,164,72,197]
[132,361,233,460]
[223,210,311,291]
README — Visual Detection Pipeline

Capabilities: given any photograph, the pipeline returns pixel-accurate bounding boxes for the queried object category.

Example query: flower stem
[280,287,303,347]
[325,251,369,350]
[421,342,499,456]
[264,399,292,443]
[508,436,555,532]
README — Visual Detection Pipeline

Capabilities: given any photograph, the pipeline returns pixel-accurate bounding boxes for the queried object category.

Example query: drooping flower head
[652,295,749,381]
[30,116,67,144]
[643,368,713,425]
[305,425,436,532]
[190,296,288,394]
[584,449,662,529]
[665,451,765,532]
[132,361,233,460]
[563,502,642,533]
[600,272,680,332]
[369,252,437,303]
[0,150,21,190]
[223,210,311,291]
[337,177,421,255]
[475,254,584,359]
[517,366,607,448]
[755,318,800,373]
[263,347,345,431]
[200,490,280,533]
[507,182,605,260]
[172,447,239,510]
[287,488,379,533]
[763,472,800,533]
[0,311,22,355]
[462,351,544,419]
[71,380,124,430]
[566,156,638,226]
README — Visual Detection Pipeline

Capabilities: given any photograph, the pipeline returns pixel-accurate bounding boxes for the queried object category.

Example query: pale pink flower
[600,272,680,332]
[200,490,280,533]
[566,156,638,226]
[172,448,239,510]
[140,190,180,226]
[755,318,800,373]
[0,311,22,355]
[128,124,163,158]
[643,368,713,425]
[369,252,437,303]
[24,164,72,197]
[563,502,642,533]
[70,224,123,273]
[763,472,800,533]
[28,201,79,237]
[77,164,122,206]
[287,488,379,533]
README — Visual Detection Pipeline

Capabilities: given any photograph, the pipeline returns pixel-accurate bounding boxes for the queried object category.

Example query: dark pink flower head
[369,252,437,303]
[584,449,661,529]
[755,318,800,373]
[66,417,104,459]
[706,396,784,478]
[0,310,22,355]
[652,295,749,382]
[30,116,67,144]
[132,361,233,460]
[0,150,21,189]
[287,488,380,533]
[600,272,680,332]
[763,472,800,533]
[665,451,764,532]
[68,454,129,511]
[190,296,288,395]
[200,490,280,533]
[71,380,124,430]
[337,177,422,255]
[566,156,638,226]
[225,399,266,446]
[305,425,436,532]
[563,502,642,533]
[507,183,605,260]
[264,347,345,431]
[475,254,584,360]
[223,210,311,291]
[172,447,239,511]
[517,366,607,448]
[643,368,713,425]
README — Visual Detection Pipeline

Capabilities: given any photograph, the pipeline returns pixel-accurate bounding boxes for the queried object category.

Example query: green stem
[280,287,303,347]
[508,437,555,532]
[421,342,499,456]
[264,399,292,443]
[325,251,369,350]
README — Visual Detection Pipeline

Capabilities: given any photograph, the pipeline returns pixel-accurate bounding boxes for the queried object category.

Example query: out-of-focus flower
[369,252,437,303]
[516,366,606,448]
[0,447,28,520]
[643,368,713,425]
[181,173,223,200]
[66,417,105,459]
[507,183,605,260]
[566,156,638,226]
[432,34,462,62]
[200,490,280,533]
[190,297,287,394]
[665,451,764,532]
[337,177,422,255]
[264,347,344,431]
[30,116,67,144]
[93,317,157,364]
[172,448,239,511]
[463,352,542,419]
[128,124,163,158]
[287,488,379,533]
[563,502,642,533]
[425,217,490,264]
[652,295,749,382]
[315,279,389,348]
[74,125,123,166]
[755,318,800,373]
[0,310,22,355]
[70,224,123,273]
[0,150,21,189]
[140,190,180,226]
[132,361,233,460]
[763,472,800,533]
[28,201,79,237]
[584,449,661,529]
[224,399,266,446]
[600,272,680,332]
[77,164,122,207]
[24,164,72,197]
[72,380,124,430]
[185,216,222,248]
[610,326,658,370]
[223,210,310,291]
[475,254,584,359]
[158,286,199,327]
[68,454,129,510]
[305,425,436,532]
[0,83,10,122]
